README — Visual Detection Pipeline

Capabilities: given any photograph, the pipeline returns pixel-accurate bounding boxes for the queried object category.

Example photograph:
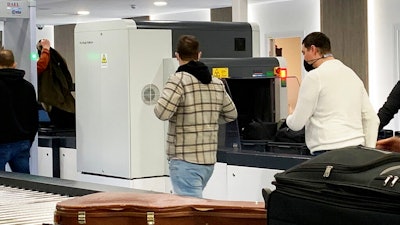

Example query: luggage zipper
[380,165,400,187]
[323,165,333,178]
[391,176,399,187]
[383,175,399,187]
[294,154,400,175]
[318,164,400,186]
[380,165,400,175]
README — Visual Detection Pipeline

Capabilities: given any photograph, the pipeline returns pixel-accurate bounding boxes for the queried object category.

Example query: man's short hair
[302,32,331,55]
[176,35,199,61]
[0,49,15,68]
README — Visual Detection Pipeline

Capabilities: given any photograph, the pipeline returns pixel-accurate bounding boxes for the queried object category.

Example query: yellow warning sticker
[212,67,229,78]
[101,53,108,68]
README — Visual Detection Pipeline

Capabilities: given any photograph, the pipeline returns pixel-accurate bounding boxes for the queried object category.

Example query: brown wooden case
[54,192,266,225]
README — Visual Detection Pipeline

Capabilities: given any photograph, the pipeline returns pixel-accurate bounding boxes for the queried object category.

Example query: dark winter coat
[378,80,400,130]
[0,69,38,143]
[38,47,75,113]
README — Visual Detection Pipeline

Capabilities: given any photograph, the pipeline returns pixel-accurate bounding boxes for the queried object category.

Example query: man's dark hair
[302,32,331,55]
[176,35,199,61]
[0,49,15,67]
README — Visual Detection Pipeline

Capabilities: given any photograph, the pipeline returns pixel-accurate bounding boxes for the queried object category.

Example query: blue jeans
[169,159,214,198]
[0,140,31,174]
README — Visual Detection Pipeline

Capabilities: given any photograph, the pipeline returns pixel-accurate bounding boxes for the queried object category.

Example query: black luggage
[267,141,310,155]
[273,119,305,143]
[242,119,277,140]
[266,146,400,225]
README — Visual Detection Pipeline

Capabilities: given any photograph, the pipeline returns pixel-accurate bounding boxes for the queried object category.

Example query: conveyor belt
[0,171,154,225]
[0,185,71,225]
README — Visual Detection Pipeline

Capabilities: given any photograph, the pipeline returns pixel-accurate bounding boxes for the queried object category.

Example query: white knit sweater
[286,59,379,154]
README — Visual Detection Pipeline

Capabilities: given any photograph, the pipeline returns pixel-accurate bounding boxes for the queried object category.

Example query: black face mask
[303,60,315,72]
[303,54,333,72]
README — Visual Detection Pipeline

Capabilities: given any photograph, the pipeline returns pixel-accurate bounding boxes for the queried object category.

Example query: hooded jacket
[154,61,237,164]
[0,69,38,144]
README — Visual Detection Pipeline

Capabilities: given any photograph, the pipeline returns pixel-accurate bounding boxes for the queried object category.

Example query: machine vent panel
[142,84,160,105]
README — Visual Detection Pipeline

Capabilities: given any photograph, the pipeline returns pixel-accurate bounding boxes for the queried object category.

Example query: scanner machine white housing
[75,20,171,180]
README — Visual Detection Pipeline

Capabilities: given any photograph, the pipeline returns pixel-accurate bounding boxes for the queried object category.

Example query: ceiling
[36,0,281,25]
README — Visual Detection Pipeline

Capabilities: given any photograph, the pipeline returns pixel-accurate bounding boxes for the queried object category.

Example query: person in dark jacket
[0,49,38,173]
[37,39,75,129]
[377,80,400,130]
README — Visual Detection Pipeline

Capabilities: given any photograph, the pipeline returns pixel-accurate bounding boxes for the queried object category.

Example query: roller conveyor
[0,185,71,225]
[0,171,153,225]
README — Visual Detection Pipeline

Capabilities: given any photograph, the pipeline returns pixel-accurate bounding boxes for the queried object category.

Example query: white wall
[150,9,210,21]
[36,25,54,47]
[368,0,400,131]
[248,0,320,57]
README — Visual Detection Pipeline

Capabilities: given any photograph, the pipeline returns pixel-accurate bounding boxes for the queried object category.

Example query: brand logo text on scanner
[80,41,94,45]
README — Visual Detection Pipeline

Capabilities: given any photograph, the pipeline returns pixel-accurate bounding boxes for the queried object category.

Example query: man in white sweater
[286,32,379,155]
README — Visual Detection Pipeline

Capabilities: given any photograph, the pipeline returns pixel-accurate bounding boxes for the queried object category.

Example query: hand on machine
[376,136,400,152]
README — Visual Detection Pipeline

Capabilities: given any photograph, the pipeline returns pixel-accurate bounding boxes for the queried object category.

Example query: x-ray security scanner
[75,20,171,180]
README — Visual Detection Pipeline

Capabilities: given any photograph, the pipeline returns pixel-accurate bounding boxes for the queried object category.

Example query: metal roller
[0,185,71,225]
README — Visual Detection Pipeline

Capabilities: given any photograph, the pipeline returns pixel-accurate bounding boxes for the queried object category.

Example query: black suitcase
[266,146,400,225]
